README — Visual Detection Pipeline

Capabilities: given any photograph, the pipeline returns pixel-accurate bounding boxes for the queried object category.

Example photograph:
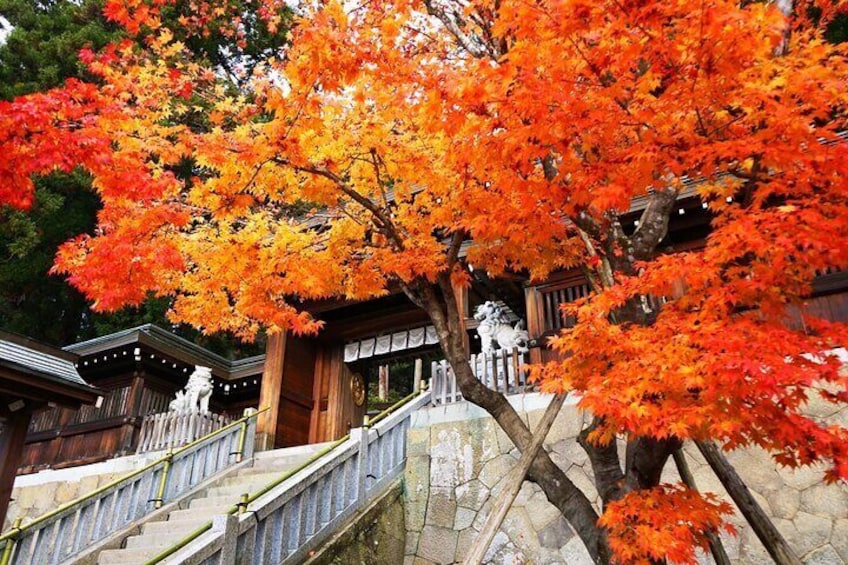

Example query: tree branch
[275,158,407,251]
[631,188,679,258]
[422,0,491,59]
[446,229,467,268]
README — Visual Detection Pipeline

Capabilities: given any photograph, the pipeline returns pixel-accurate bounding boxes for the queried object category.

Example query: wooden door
[273,337,317,448]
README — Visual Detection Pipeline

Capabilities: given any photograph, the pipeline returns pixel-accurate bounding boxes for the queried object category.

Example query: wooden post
[462,394,566,565]
[0,410,33,527]
[452,279,470,354]
[673,449,731,565]
[257,331,286,451]
[413,359,422,394]
[525,287,544,365]
[696,440,802,565]
[120,374,145,454]
[378,365,389,401]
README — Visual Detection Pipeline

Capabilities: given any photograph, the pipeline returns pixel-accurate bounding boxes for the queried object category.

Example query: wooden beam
[462,394,565,565]
[696,440,802,565]
[0,410,33,527]
[257,332,286,450]
[673,448,731,565]
[309,347,326,444]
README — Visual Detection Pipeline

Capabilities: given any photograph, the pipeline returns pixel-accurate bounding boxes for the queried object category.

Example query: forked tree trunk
[408,276,613,564]
[696,441,802,565]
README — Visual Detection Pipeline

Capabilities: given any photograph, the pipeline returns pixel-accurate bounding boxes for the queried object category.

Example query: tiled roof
[0,332,93,391]
[66,324,265,379]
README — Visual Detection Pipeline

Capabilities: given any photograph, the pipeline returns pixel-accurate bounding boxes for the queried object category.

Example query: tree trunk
[409,275,612,563]
[673,448,732,565]
[462,394,566,565]
[696,441,802,565]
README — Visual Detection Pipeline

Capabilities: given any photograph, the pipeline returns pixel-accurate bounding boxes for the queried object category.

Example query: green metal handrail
[0,406,268,565]
[144,385,429,564]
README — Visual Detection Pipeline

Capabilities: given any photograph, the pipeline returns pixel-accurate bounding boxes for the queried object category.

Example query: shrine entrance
[347,348,443,417]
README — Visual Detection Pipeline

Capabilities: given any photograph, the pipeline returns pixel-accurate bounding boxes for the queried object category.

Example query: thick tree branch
[631,188,679,258]
[276,158,407,251]
[446,229,467,268]
[463,393,566,565]
[405,273,611,563]
[624,436,680,489]
[578,419,625,503]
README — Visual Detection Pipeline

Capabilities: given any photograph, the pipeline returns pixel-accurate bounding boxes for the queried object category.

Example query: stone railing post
[212,513,238,565]
[236,408,258,463]
[350,418,370,503]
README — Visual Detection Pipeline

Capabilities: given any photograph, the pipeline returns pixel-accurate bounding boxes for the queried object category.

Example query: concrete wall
[403,394,848,564]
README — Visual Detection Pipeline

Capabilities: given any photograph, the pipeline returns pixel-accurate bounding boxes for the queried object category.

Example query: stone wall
[4,449,168,531]
[305,480,406,565]
[403,394,848,564]
[4,472,122,531]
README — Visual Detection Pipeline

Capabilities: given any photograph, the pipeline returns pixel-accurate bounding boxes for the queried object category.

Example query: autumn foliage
[1,0,848,562]
[599,484,736,564]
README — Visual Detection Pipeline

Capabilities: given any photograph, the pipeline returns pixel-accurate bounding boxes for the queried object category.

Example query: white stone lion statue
[169,366,214,413]
[474,301,530,354]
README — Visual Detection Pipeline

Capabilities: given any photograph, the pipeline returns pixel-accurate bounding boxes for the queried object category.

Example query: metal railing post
[154,449,174,509]
[0,519,21,565]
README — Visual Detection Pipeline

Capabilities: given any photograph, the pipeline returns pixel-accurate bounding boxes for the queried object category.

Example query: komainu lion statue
[169,366,214,413]
[474,301,530,354]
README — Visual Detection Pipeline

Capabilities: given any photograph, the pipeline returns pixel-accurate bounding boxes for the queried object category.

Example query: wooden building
[17,188,847,466]
[0,332,100,526]
[19,325,265,473]
[255,185,848,448]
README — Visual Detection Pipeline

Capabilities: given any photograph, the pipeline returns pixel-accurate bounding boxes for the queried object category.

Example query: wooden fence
[136,410,232,454]
[431,347,528,405]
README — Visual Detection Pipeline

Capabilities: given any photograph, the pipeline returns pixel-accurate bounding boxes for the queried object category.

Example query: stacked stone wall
[4,472,122,531]
[4,449,169,532]
[403,394,848,564]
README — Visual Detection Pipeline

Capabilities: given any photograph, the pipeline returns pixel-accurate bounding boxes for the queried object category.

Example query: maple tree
[2,0,848,562]
[0,0,290,348]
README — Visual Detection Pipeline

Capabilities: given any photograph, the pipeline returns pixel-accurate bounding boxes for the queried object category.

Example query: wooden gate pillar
[256,332,286,450]
[0,409,33,527]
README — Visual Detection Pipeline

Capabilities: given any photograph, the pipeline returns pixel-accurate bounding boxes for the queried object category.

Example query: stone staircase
[96,444,328,564]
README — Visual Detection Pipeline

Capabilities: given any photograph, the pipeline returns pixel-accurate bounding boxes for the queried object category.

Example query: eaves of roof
[0,331,100,401]
[66,325,265,381]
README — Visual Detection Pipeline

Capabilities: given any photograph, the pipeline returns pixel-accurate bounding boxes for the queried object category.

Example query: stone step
[218,471,282,488]
[142,516,212,536]
[189,494,239,509]
[167,506,230,522]
[235,462,305,477]
[239,455,307,472]
[205,480,274,499]
[98,546,161,565]
[124,529,193,550]
[94,446,330,564]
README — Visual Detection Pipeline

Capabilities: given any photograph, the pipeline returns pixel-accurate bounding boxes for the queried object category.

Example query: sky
[0,16,12,46]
